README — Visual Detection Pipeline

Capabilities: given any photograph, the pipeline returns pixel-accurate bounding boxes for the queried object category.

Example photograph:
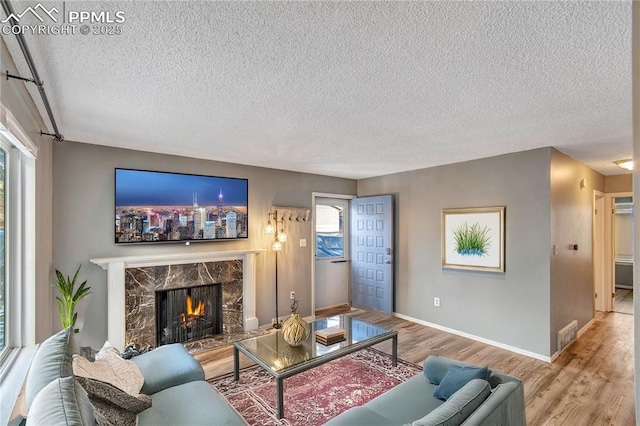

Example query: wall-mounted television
[115,168,248,244]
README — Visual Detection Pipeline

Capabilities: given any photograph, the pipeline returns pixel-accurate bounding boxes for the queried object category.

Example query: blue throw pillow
[433,364,489,401]
[423,355,457,385]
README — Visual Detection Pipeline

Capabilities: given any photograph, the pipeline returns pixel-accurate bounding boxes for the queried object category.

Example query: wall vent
[557,320,578,353]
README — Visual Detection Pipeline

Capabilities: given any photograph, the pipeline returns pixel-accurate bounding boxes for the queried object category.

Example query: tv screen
[115,168,248,244]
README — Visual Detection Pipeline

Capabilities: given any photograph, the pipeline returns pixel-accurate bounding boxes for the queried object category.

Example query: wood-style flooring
[194,308,635,426]
[615,288,634,315]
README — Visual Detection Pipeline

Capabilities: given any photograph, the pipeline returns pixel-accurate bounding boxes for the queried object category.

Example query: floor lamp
[273,240,282,329]
[266,207,308,329]
[266,211,286,329]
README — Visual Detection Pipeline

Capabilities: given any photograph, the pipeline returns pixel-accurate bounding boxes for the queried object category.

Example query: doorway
[613,196,633,315]
[311,193,395,316]
[594,191,606,311]
[313,196,352,315]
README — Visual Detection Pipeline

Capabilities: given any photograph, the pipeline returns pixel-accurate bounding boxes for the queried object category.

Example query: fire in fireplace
[156,283,222,346]
[181,295,205,326]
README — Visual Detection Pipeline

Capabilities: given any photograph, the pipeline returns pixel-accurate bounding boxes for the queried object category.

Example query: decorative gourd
[282,300,310,347]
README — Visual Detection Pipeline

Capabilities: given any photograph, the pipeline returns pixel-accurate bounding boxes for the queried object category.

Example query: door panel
[350,195,393,313]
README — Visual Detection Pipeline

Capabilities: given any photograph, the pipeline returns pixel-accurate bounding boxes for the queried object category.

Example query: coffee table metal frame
[233,319,398,419]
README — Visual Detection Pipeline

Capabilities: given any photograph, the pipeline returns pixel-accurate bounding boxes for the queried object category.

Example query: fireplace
[156,283,223,346]
[90,249,264,350]
[122,260,244,348]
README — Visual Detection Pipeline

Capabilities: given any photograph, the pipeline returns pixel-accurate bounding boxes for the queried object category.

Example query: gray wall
[52,141,355,349]
[358,148,553,357]
[549,149,604,355]
[1,38,53,343]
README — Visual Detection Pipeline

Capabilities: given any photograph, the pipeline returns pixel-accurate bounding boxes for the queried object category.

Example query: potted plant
[55,265,91,333]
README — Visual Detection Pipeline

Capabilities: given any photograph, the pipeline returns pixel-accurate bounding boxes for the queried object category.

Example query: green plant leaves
[453,222,491,257]
[55,265,91,331]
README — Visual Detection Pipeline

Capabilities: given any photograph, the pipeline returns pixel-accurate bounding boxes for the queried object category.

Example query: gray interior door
[350,195,393,313]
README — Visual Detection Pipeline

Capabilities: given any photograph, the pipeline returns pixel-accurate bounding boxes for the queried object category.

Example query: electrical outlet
[300,239,307,247]
[434,297,440,307]
[290,291,296,300]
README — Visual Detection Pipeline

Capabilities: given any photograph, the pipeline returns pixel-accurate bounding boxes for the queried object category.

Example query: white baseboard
[393,312,552,363]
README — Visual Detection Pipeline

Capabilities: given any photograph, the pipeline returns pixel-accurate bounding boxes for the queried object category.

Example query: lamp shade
[265,221,275,234]
[272,241,282,251]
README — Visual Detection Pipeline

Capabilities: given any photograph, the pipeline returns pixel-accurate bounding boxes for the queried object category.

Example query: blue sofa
[20,327,246,425]
[325,355,526,426]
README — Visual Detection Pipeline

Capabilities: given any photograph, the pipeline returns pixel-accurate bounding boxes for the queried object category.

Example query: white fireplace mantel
[90,249,265,348]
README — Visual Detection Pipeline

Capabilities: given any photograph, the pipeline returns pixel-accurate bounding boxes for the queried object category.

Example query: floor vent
[557,320,578,353]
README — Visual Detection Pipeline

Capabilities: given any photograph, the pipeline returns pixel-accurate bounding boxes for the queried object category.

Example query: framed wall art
[441,206,505,272]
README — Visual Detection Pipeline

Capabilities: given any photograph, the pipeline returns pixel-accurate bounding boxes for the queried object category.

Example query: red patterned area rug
[208,348,422,426]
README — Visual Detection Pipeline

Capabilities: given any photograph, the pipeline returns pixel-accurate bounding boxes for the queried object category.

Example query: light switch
[300,239,307,247]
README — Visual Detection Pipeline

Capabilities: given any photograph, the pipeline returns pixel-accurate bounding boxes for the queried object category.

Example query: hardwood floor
[194,309,635,425]
[615,288,633,315]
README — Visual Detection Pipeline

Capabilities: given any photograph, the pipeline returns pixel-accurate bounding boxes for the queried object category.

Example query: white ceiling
[2,0,632,179]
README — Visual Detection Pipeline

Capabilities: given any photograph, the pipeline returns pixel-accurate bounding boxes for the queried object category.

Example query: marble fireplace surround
[90,250,264,349]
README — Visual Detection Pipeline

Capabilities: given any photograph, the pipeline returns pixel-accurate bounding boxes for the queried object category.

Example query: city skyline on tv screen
[115,168,248,244]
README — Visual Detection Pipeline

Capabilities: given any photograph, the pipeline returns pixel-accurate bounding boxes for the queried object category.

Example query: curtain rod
[1,0,64,142]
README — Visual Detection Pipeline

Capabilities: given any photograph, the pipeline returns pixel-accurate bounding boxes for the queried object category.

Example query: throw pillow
[73,352,144,395]
[423,355,459,385]
[25,327,77,410]
[94,340,121,360]
[75,376,151,426]
[412,379,491,426]
[26,376,96,426]
[433,364,489,401]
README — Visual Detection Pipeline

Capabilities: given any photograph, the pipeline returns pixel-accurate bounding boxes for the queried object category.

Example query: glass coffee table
[233,315,398,419]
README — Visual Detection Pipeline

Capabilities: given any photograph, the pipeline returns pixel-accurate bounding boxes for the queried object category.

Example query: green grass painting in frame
[442,207,505,272]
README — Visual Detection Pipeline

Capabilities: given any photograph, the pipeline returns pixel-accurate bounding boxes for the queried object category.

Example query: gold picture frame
[441,206,505,272]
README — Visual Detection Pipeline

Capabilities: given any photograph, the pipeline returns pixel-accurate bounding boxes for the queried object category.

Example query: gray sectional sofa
[20,327,247,425]
[19,327,525,426]
[325,355,526,426]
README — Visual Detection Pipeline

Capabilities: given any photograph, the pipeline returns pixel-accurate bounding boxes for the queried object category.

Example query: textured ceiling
[1,0,632,179]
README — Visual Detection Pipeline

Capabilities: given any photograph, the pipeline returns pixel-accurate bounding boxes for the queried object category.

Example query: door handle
[330,260,351,264]
[384,259,392,264]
